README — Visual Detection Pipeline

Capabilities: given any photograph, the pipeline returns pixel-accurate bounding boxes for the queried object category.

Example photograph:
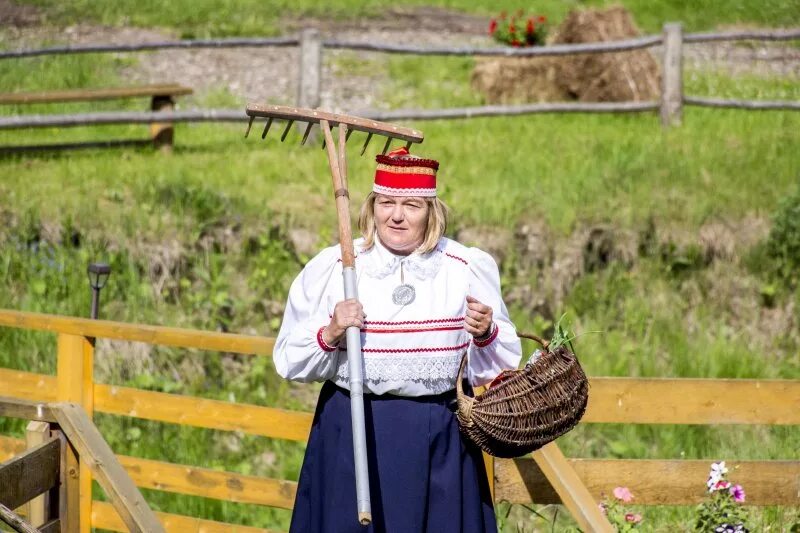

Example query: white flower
[710,461,728,477]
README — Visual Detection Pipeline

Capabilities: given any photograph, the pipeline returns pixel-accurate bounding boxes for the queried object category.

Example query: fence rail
[0,308,798,533]
[2,28,798,60]
[0,24,798,137]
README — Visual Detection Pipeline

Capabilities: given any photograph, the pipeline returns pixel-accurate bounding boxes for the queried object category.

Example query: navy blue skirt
[290,381,497,533]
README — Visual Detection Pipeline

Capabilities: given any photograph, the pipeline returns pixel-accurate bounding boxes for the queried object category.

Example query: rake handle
[320,119,372,526]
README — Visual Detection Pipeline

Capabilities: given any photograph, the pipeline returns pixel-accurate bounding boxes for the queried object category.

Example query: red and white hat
[373,147,439,197]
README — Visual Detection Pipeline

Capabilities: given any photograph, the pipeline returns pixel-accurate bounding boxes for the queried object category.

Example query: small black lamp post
[87,262,111,319]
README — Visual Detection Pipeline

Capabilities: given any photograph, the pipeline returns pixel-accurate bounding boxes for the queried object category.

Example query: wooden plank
[297,29,321,110]
[91,500,282,533]
[25,422,52,528]
[0,397,55,423]
[117,455,296,509]
[0,85,192,105]
[660,23,683,127]
[323,35,663,56]
[0,369,57,404]
[55,428,80,533]
[0,438,60,509]
[0,37,300,60]
[531,444,613,532]
[684,97,800,110]
[583,378,800,425]
[495,457,800,506]
[94,384,313,442]
[1,436,297,509]
[2,367,798,428]
[0,310,274,356]
[51,403,165,533]
[57,333,93,533]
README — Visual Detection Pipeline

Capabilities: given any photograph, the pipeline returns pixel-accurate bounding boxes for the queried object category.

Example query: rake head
[244,103,424,155]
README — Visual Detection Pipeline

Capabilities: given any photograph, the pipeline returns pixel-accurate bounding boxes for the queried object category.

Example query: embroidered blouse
[273,236,522,396]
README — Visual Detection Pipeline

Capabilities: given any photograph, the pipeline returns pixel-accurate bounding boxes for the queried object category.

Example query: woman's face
[374,194,429,255]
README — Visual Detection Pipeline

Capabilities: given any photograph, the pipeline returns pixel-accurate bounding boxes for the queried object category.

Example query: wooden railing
[0,26,797,134]
[0,308,798,532]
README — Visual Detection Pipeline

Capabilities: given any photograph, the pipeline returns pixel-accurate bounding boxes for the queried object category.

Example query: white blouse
[273,236,522,396]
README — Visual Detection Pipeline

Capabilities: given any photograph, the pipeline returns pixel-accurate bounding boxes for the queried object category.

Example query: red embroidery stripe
[362,341,470,354]
[362,326,464,334]
[442,251,468,265]
[473,323,499,347]
[364,317,463,326]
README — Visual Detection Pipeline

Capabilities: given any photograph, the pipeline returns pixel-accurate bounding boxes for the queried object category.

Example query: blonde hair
[358,192,449,254]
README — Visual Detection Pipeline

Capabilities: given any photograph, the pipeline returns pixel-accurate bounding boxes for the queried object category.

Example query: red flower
[538,15,547,23]
[508,22,516,34]
[489,19,497,34]
[511,39,521,47]
[526,18,534,34]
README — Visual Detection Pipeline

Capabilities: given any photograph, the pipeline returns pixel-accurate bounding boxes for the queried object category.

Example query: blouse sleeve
[466,247,522,386]
[273,247,342,382]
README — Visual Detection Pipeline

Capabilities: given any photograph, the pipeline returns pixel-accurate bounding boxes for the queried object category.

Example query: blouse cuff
[472,322,499,347]
[316,327,337,353]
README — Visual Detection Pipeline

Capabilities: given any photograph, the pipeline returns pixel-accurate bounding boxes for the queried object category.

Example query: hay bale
[470,5,660,104]
[552,6,661,102]
[471,56,567,104]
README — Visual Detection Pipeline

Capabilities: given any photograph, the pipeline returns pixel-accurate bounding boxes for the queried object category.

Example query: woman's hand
[465,295,493,339]
[323,299,366,346]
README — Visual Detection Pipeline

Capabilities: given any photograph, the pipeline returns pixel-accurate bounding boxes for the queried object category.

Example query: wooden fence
[0,25,798,133]
[0,308,798,532]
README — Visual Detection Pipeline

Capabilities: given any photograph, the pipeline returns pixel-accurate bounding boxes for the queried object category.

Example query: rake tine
[245,116,254,138]
[300,122,314,145]
[405,140,412,151]
[261,118,273,139]
[321,137,326,150]
[280,120,294,142]
[345,128,354,142]
[381,137,392,155]
[360,132,373,156]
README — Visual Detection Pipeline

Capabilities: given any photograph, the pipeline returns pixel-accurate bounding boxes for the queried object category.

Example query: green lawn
[18,0,800,37]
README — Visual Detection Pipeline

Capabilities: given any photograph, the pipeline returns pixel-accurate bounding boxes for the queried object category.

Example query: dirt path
[1,0,798,111]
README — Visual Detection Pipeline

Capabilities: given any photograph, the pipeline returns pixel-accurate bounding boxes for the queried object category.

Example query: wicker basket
[455,332,589,458]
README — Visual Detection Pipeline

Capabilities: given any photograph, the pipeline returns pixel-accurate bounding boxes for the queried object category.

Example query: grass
[17,0,800,37]
[1,5,799,531]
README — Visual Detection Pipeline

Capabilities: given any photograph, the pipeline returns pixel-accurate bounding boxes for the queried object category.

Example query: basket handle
[517,331,550,351]
[456,351,469,398]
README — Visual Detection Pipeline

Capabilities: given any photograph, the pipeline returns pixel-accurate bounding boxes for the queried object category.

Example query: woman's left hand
[465,295,493,338]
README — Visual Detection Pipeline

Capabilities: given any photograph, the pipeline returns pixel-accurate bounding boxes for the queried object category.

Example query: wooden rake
[245,103,424,526]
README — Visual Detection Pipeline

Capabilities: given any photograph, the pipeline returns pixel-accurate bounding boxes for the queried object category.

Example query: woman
[274,147,521,532]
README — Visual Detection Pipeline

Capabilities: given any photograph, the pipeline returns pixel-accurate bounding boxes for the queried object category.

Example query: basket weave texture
[456,333,589,458]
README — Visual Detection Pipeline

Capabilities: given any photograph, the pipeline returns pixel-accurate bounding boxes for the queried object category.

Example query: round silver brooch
[392,284,416,306]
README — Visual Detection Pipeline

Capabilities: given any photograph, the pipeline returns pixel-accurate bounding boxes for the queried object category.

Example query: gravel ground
[1,1,798,110]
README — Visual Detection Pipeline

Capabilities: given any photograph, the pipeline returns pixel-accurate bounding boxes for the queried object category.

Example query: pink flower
[598,503,607,515]
[613,486,634,503]
[625,513,643,524]
[729,484,746,503]
[715,480,731,490]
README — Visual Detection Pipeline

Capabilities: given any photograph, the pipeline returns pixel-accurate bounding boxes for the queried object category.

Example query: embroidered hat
[374,147,439,197]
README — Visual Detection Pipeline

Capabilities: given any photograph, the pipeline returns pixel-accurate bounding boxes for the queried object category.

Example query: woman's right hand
[322,299,365,347]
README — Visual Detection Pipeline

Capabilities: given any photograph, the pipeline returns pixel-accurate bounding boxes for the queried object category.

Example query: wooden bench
[0,83,192,152]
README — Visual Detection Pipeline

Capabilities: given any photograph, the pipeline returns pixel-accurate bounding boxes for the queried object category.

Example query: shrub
[765,184,800,288]
[489,10,549,47]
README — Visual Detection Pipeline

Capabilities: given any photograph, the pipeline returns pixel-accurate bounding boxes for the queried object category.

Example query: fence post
[24,421,50,527]
[661,23,683,127]
[297,29,322,111]
[57,333,94,533]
